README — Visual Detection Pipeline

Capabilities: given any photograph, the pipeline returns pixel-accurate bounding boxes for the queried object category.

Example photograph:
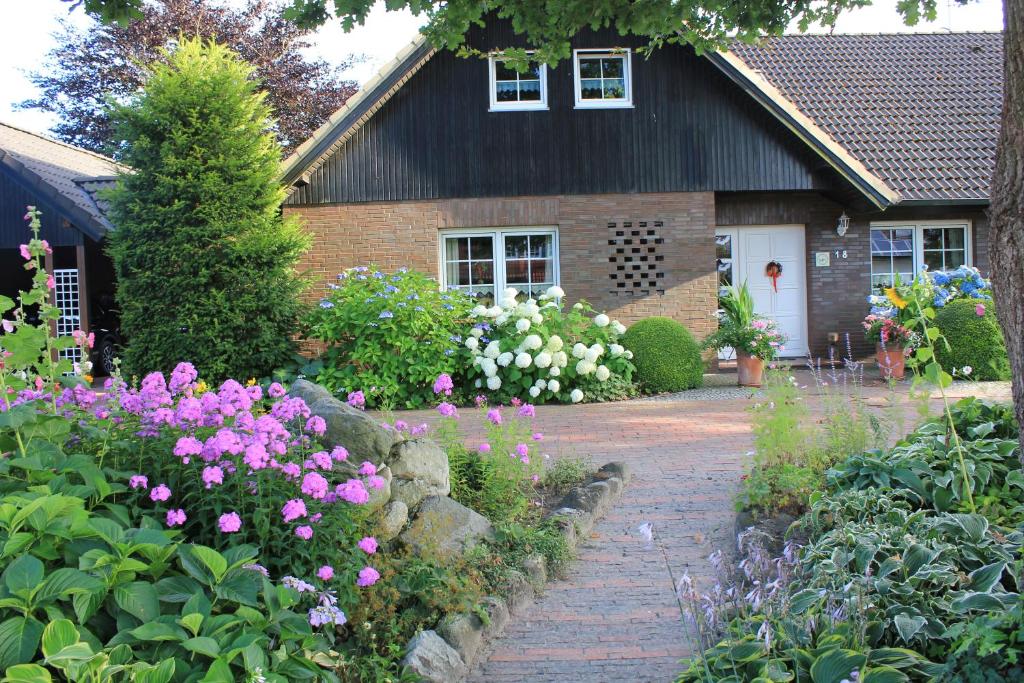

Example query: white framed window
[573,49,633,109]
[488,54,548,111]
[439,228,559,303]
[869,221,971,291]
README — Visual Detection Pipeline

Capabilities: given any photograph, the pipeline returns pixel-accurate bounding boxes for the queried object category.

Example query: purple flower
[515,443,529,457]
[474,395,487,407]
[411,423,428,436]
[169,362,198,394]
[433,373,454,396]
[165,508,187,527]
[129,475,148,490]
[295,525,313,540]
[394,420,408,431]
[282,576,316,592]
[335,479,369,505]
[282,498,308,522]
[358,536,379,554]
[311,451,333,470]
[244,443,270,470]
[517,403,536,418]
[331,446,349,461]
[244,563,269,577]
[367,475,386,490]
[149,484,171,502]
[218,512,242,533]
[358,461,377,476]
[479,443,491,453]
[202,466,224,489]
[301,472,330,499]
[268,382,286,398]
[309,604,347,627]
[486,408,502,425]
[174,436,202,459]
[317,565,335,581]
[532,432,544,441]
[437,402,458,418]
[379,311,394,319]
[357,566,380,587]
[346,391,365,409]
[305,415,326,436]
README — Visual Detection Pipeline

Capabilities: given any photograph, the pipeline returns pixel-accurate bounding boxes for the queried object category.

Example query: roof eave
[706,50,901,210]
[894,197,990,207]
[0,150,110,241]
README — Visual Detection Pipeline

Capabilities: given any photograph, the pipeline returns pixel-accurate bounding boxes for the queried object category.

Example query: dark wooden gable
[286,24,841,206]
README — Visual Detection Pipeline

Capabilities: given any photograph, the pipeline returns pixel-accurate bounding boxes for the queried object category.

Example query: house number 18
[833,250,848,259]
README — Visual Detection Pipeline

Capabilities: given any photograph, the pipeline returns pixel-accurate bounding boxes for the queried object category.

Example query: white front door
[717,225,808,358]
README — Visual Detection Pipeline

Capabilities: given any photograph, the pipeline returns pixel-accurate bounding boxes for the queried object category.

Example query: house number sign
[833,249,849,259]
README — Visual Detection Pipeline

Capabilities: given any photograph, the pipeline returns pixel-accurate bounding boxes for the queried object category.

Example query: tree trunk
[990,0,1024,460]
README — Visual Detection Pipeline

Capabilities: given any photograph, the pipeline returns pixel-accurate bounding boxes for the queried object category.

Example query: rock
[478,596,509,638]
[438,612,485,667]
[365,465,392,513]
[400,496,495,559]
[387,439,450,493]
[401,630,467,683]
[562,481,612,516]
[602,476,623,498]
[550,507,591,541]
[390,479,433,510]
[500,570,534,616]
[522,554,547,586]
[308,396,400,462]
[377,500,409,541]
[288,379,334,408]
[597,461,631,486]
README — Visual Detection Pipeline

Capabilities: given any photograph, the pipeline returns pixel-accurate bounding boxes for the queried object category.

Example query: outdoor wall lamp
[836,211,850,236]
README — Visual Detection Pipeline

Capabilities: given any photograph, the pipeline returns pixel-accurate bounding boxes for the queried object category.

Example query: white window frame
[438,227,561,300]
[488,53,548,112]
[573,48,633,109]
[869,220,972,291]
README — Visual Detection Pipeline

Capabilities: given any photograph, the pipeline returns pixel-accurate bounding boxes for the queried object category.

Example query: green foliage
[542,456,591,498]
[106,38,309,381]
[934,299,1011,381]
[306,267,473,409]
[620,316,702,394]
[703,283,787,361]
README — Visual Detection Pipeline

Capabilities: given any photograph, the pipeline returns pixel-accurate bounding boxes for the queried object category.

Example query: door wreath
[765,260,783,292]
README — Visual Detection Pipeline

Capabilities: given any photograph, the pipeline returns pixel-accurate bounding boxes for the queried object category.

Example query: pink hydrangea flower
[282,498,308,522]
[358,461,377,476]
[976,303,986,316]
[165,508,187,527]
[358,536,378,554]
[149,484,171,502]
[218,512,242,533]
[317,565,334,581]
[295,525,313,540]
[357,566,380,587]
[129,475,148,490]
[301,472,330,499]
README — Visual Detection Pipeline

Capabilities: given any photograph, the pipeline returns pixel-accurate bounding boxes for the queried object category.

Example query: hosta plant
[464,286,634,403]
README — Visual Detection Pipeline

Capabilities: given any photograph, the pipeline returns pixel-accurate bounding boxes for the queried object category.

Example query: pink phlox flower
[517,403,536,418]
[474,395,487,408]
[280,462,301,479]
[510,398,522,407]
[202,466,224,489]
[149,484,171,502]
[357,536,378,554]
[218,512,242,533]
[411,423,428,437]
[281,498,307,522]
[336,479,369,505]
[174,436,203,459]
[175,397,203,424]
[169,362,198,394]
[486,408,502,425]
[478,443,491,453]
[331,446,349,462]
[270,396,310,422]
[433,373,454,396]
[129,475,148,490]
[138,372,171,409]
[295,525,313,540]
[357,566,380,587]
[367,475,386,490]
[310,512,323,523]
[532,432,544,441]
[520,455,530,464]
[437,402,458,418]
[514,443,529,457]
[358,461,377,476]
[317,565,335,581]
[234,411,256,431]
[305,415,326,436]
[301,472,330,499]
[267,382,286,398]
[165,508,187,527]
[346,390,365,409]
[311,451,333,470]
[246,384,263,401]
[531,474,540,482]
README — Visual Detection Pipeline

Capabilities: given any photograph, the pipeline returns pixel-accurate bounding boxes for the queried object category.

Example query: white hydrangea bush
[463,286,635,403]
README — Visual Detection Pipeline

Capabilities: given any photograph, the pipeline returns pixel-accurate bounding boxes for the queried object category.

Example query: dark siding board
[0,166,84,248]
[286,24,833,206]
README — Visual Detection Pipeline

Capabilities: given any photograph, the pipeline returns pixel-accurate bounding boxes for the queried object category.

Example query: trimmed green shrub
[621,316,702,393]
[107,38,309,380]
[934,299,1011,381]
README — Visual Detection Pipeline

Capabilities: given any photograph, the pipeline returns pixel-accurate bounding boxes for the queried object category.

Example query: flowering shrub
[867,266,993,322]
[703,283,786,360]
[463,286,635,403]
[306,267,474,408]
[861,313,919,351]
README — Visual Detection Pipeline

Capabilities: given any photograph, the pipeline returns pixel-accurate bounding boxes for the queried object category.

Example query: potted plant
[865,276,925,380]
[703,282,787,387]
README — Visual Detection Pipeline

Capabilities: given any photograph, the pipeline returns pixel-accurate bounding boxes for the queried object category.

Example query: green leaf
[788,589,820,615]
[41,642,93,667]
[180,545,227,584]
[114,582,161,623]
[214,571,259,607]
[133,659,175,683]
[199,658,234,682]
[0,617,44,671]
[860,666,910,683]
[2,556,43,596]
[893,614,926,642]
[968,562,1006,593]
[34,569,103,605]
[809,649,867,683]
[155,575,204,603]
[2,664,52,682]
[728,641,764,662]
[1,534,34,560]
[40,619,78,659]
[129,622,187,642]
[183,636,221,659]
[179,613,203,636]
[950,592,1007,613]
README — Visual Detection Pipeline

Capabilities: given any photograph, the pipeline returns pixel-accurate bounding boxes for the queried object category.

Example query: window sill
[488,105,550,112]
[573,101,634,110]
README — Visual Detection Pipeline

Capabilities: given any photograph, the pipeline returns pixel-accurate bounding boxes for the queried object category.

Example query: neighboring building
[281,27,1001,359]
[0,121,121,370]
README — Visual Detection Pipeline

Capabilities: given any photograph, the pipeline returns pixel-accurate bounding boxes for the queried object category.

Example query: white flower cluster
[465,286,633,402]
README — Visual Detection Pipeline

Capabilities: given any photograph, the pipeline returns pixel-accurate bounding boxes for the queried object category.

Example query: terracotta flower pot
[736,352,765,387]
[876,344,906,380]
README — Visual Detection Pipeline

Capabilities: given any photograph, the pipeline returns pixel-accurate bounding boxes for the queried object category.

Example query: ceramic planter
[876,344,906,380]
[736,352,765,387]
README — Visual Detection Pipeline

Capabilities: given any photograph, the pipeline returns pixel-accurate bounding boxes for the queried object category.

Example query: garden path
[395,374,1012,682]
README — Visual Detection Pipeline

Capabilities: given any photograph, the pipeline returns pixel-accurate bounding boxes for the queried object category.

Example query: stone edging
[401,461,632,682]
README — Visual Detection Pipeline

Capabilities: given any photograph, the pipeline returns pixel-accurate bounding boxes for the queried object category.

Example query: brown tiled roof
[0,121,123,237]
[730,32,1002,202]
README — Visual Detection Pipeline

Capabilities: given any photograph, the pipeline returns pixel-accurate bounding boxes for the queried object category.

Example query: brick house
[280,27,1001,359]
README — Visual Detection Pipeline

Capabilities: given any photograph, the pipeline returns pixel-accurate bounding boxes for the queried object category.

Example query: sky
[0,0,1005,135]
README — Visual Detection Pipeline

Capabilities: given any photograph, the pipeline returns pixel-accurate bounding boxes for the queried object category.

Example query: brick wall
[286,191,719,339]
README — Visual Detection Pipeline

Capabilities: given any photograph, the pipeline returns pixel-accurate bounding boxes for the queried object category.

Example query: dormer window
[488,55,548,111]
[573,49,633,109]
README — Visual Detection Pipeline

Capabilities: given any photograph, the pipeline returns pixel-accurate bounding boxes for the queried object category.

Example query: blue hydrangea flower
[355,274,367,281]
[379,311,394,319]
[443,304,454,311]
[397,301,408,307]
[372,271,384,279]
[449,335,463,343]
[444,349,455,356]
[931,272,951,286]
[319,299,335,309]
[385,284,399,293]
[414,306,425,312]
